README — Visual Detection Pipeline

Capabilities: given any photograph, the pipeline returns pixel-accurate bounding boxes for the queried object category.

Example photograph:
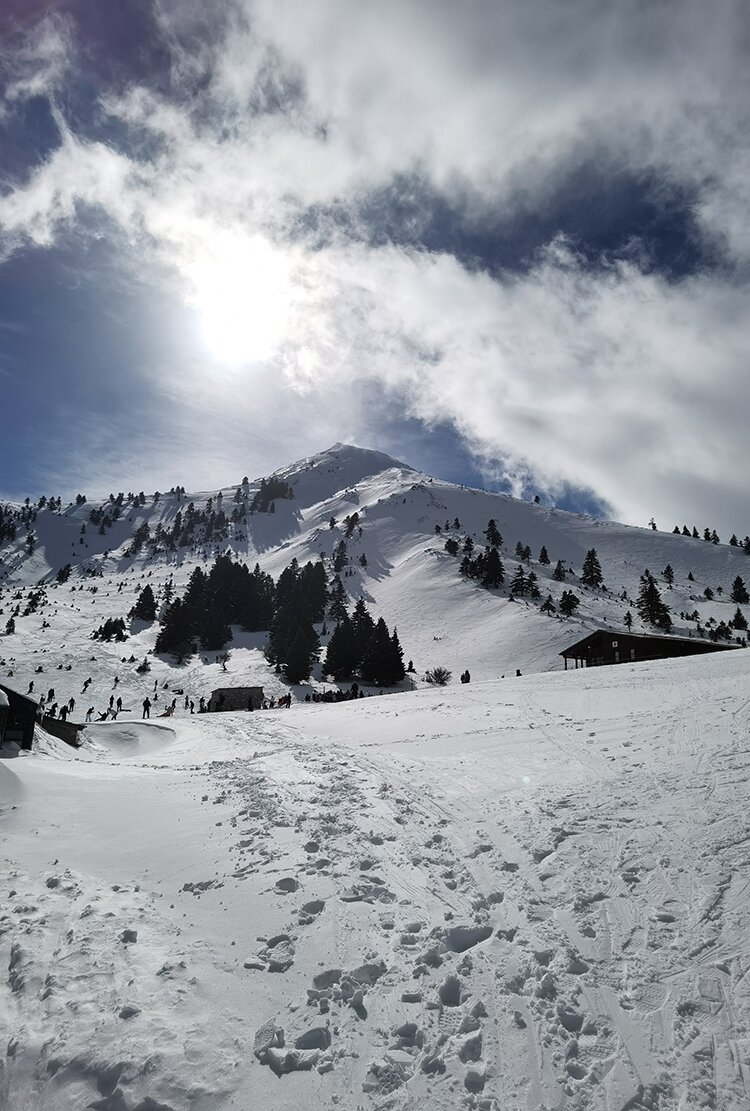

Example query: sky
[0,1,749,536]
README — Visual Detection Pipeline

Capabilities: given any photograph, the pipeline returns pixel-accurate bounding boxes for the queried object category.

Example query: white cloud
[0,2,749,532]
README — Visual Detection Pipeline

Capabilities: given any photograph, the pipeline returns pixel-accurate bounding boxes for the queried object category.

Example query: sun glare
[185,233,293,365]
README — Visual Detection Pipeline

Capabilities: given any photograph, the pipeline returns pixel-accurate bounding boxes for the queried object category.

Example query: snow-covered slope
[4,650,750,1109]
[3,444,750,1109]
[0,443,747,722]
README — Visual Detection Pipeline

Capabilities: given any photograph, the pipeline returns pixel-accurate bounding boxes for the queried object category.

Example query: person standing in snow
[68,697,75,712]
[116,696,122,712]
[85,707,94,722]
[142,697,151,719]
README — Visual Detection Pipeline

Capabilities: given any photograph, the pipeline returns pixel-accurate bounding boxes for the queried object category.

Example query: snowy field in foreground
[3,648,750,1110]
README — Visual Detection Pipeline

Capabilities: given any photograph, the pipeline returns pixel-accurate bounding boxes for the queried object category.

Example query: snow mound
[80,721,177,759]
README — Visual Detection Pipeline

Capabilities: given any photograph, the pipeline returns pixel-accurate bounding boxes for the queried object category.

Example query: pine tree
[328,576,348,623]
[155,599,195,659]
[481,547,505,588]
[731,607,748,631]
[581,548,603,587]
[559,590,580,616]
[730,534,739,546]
[333,540,348,572]
[552,559,566,582]
[444,538,460,556]
[323,614,357,679]
[360,618,394,685]
[351,599,375,670]
[636,572,672,631]
[510,564,527,595]
[540,594,556,615]
[527,571,541,598]
[731,576,749,604]
[389,628,406,685]
[130,584,157,621]
[704,587,714,600]
[484,519,502,548]
[538,545,550,565]
[463,536,474,555]
[662,564,674,587]
[285,622,320,683]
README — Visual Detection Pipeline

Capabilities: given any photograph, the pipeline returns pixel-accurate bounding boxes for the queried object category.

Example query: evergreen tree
[730,534,739,546]
[731,607,748,631]
[463,536,474,555]
[444,538,460,556]
[285,622,320,683]
[389,628,406,685]
[333,540,348,572]
[130,584,157,621]
[581,548,603,587]
[662,564,674,587]
[155,599,196,659]
[328,576,348,623]
[552,559,566,582]
[484,519,502,548]
[360,618,398,686]
[527,571,541,598]
[5,617,15,634]
[683,526,691,536]
[704,586,714,600]
[731,576,750,604]
[199,608,232,651]
[636,571,672,631]
[692,527,699,539]
[481,547,505,588]
[324,614,357,679]
[540,594,556,615]
[559,590,580,616]
[538,545,550,565]
[510,564,528,595]
[351,599,376,669]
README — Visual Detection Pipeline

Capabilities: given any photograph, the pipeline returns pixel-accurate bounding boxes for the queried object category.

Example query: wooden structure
[561,630,738,670]
[209,686,264,712]
[0,681,39,749]
[41,716,85,748]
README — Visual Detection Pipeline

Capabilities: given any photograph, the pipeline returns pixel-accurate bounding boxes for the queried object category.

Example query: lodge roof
[560,629,737,657]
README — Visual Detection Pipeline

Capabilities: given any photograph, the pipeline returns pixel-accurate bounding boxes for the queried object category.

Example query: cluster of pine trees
[266,559,327,683]
[92,617,128,642]
[155,554,276,659]
[323,599,405,686]
[250,477,294,513]
[670,524,750,551]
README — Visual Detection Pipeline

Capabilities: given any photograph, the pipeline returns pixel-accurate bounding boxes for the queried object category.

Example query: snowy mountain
[3,444,750,1110]
[0,442,747,712]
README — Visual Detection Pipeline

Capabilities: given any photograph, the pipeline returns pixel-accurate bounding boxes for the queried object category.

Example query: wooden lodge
[560,630,738,670]
[0,681,39,750]
[209,686,265,712]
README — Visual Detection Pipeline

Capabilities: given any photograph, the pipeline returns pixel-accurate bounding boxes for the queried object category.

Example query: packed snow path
[3,650,750,1110]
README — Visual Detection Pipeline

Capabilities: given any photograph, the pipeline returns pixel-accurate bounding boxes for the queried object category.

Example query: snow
[2,444,750,1108]
[3,650,750,1108]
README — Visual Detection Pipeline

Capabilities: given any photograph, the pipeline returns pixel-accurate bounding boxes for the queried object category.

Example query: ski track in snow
[4,658,750,1109]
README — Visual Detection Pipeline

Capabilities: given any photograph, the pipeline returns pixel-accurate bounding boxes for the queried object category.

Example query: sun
[184,232,293,365]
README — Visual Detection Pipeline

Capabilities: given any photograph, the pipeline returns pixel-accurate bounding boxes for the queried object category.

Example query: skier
[142,697,151,719]
[85,707,94,722]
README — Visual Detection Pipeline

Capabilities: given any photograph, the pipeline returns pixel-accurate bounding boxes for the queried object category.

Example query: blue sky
[0,1,749,535]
